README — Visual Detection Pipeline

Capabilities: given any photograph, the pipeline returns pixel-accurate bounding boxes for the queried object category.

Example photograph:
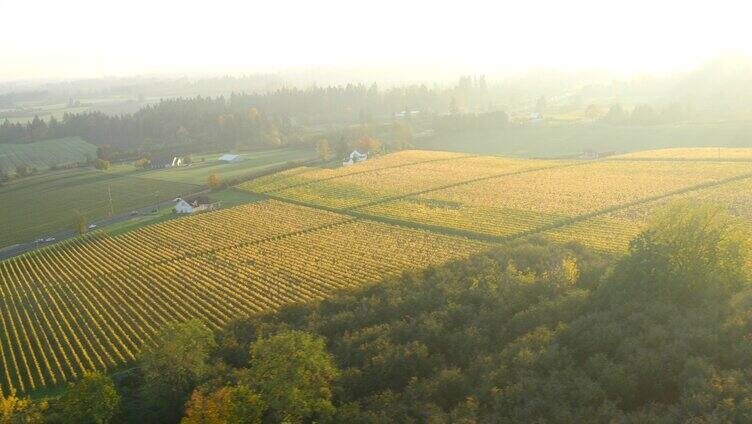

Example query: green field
[0,168,198,248]
[0,147,312,248]
[119,147,315,185]
[417,121,752,157]
[0,137,97,175]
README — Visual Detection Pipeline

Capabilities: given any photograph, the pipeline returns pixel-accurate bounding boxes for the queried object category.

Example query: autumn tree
[61,372,120,424]
[316,139,330,161]
[15,163,33,177]
[0,390,46,424]
[242,331,339,422]
[73,209,88,235]
[92,158,109,171]
[356,137,380,154]
[208,174,222,190]
[133,158,150,169]
[140,319,216,422]
[181,386,265,424]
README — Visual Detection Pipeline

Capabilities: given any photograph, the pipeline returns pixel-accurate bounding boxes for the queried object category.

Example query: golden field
[0,200,488,395]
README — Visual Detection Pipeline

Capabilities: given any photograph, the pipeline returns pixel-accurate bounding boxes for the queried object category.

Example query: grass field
[0,200,488,395]
[0,137,97,175]
[0,168,198,248]
[416,121,752,157]
[0,147,313,248]
[122,148,315,185]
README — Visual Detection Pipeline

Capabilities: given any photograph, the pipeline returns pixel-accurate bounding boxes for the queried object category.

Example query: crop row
[239,150,470,194]
[0,201,488,395]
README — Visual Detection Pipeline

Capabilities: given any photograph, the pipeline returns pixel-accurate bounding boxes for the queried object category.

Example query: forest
[4,200,749,423]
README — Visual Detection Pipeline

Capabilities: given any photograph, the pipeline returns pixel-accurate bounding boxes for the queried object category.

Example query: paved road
[0,190,209,261]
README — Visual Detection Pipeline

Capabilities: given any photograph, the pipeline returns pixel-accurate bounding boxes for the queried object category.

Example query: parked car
[88,224,97,229]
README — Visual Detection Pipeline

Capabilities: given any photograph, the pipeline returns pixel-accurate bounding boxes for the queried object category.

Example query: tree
[356,137,380,154]
[92,159,109,171]
[391,122,413,151]
[0,390,46,424]
[630,104,659,125]
[315,139,330,161]
[140,319,216,422]
[61,371,120,424]
[602,104,628,124]
[16,163,33,177]
[73,209,88,235]
[617,200,751,304]
[535,96,548,113]
[181,386,265,424]
[243,331,339,422]
[208,174,222,190]
[133,158,150,169]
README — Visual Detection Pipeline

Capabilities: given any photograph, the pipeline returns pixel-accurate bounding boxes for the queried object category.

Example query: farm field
[0,137,96,175]
[611,147,752,161]
[0,168,198,248]
[415,121,752,157]
[239,149,752,248]
[543,177,752,252]
[357,160,752,237]
[240,149,471,194]
[131,147,315,185]
[240,150,752,241]
[0,200,488,395]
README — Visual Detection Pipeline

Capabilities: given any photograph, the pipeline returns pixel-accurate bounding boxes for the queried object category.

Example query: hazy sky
[2,0,750,81]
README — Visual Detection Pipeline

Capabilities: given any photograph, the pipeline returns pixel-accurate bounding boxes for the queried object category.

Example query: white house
[218,154,242,163]
[174,196,221,214]
[342,150,368,167]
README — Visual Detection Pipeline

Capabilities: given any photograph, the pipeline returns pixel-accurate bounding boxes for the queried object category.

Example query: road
[0,190,209,261]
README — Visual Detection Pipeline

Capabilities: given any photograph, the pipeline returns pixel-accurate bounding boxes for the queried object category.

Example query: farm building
[218,154,242,163]
[174,196,221,214]
[343,150,368,166]
[150,156,186,169]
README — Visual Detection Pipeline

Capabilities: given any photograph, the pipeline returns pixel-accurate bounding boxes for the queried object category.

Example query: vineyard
[239,151,752,245]
[7,148,752,396]
[0,201,488,395]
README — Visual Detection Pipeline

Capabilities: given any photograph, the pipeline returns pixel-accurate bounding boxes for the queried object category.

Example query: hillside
[0,137,96,175]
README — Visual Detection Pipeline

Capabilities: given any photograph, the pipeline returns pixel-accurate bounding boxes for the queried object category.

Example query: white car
[44,237,55,242]
[88,224,97,229]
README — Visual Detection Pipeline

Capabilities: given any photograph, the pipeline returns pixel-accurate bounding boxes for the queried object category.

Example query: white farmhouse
[174,196,221,214]
[342,150,368,167]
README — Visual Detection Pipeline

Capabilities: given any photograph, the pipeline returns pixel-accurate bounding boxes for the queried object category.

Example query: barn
[218,154,242,163]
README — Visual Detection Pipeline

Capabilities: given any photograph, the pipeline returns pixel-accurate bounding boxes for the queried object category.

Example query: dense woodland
[4,200,750,423]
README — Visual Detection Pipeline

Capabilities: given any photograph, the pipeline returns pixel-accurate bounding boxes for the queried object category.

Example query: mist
[2,0,751,81]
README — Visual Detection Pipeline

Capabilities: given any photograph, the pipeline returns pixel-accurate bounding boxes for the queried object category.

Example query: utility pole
[154,191,160,212]
[107,185,114,217]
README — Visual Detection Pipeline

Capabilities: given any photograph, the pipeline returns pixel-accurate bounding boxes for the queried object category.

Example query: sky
[1,0,751,81]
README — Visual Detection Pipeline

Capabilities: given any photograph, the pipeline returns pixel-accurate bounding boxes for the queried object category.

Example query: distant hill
[0,137,97,175]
